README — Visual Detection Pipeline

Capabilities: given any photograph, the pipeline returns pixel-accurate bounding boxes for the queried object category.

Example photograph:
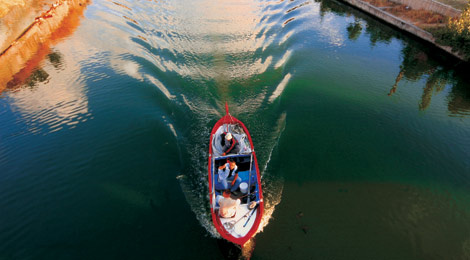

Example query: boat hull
[208,105,264,247]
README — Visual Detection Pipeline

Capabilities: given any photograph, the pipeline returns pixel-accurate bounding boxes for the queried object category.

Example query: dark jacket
[221,133,240,154]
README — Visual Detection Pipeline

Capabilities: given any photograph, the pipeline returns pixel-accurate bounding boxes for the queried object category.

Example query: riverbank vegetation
[431,4,470,60]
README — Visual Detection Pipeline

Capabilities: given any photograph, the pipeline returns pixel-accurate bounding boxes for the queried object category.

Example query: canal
[1,0,469,259]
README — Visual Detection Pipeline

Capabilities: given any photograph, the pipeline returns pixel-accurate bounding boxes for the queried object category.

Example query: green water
[1,0,470,259]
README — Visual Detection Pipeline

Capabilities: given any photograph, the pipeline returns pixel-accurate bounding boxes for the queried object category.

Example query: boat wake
[98,0,295,248]
[257,112,286,234]
[177,110,287,244]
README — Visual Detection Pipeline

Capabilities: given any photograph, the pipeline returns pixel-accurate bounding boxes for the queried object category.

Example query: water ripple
[1,0,313,245]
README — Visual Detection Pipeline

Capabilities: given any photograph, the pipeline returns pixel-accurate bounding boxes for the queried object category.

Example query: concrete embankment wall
[389,0,461,17]
[340,0,465,61]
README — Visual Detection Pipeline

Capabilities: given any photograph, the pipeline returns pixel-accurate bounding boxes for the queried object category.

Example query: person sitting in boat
[221,132,240,156]
[217,190,240,218]
[216,158,242,192]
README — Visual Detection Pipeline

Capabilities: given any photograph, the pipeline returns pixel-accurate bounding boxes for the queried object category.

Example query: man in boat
[216,158,242,192]
[221,132,240,156]
[217,190,240,218]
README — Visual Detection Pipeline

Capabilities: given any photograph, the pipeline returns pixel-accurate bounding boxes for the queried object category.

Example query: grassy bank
[431,4,470,60]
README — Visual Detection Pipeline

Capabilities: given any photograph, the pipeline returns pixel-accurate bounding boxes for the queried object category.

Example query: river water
[1,0,470,259]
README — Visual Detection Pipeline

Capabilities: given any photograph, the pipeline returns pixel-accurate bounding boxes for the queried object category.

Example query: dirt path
[362,0,448,30]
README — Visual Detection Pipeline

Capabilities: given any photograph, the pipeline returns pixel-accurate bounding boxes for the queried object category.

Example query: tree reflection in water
[346,19,362,41]
[6,50,63,89]
[315,0,470,116]
[391,45,470,115]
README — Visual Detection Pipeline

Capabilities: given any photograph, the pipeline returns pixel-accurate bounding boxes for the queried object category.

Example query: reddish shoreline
[0,0,89,91]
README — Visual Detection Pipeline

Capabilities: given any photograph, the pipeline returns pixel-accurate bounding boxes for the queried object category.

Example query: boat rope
[223,205,256,231]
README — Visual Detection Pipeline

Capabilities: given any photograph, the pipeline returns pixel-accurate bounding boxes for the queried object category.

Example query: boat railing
[247,153,253,204]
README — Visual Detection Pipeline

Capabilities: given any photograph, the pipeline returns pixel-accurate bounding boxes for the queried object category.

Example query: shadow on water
[215,238,258,260]
[216,239,243,260]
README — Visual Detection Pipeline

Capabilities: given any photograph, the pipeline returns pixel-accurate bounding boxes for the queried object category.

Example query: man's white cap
[225,133,232,140]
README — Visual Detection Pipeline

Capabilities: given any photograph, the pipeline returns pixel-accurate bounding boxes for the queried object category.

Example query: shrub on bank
[432,5,470,60]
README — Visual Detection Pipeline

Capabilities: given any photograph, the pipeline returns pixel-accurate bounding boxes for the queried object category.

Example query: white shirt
[217,163,238,182]
[217,195,241,218]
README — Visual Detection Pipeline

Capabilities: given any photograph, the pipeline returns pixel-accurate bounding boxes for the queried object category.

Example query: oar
[243,203,259,227]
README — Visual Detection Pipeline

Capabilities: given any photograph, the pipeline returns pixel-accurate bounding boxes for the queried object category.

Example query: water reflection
[0,1,92,134]
[6,50,63,88]
[0,0,469,259]
[346,19,362,41]
[286,1,311,14]
[390,45,470,115]
[316,0,395,45]
[448,80,470,116]
[314,0,470,116]
[103,0,293,247]
[103,1,470,252]
[8,48,90,133]
[110,0,274,80]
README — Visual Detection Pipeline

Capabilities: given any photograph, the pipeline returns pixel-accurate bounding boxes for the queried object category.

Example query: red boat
[208,103,264,247]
